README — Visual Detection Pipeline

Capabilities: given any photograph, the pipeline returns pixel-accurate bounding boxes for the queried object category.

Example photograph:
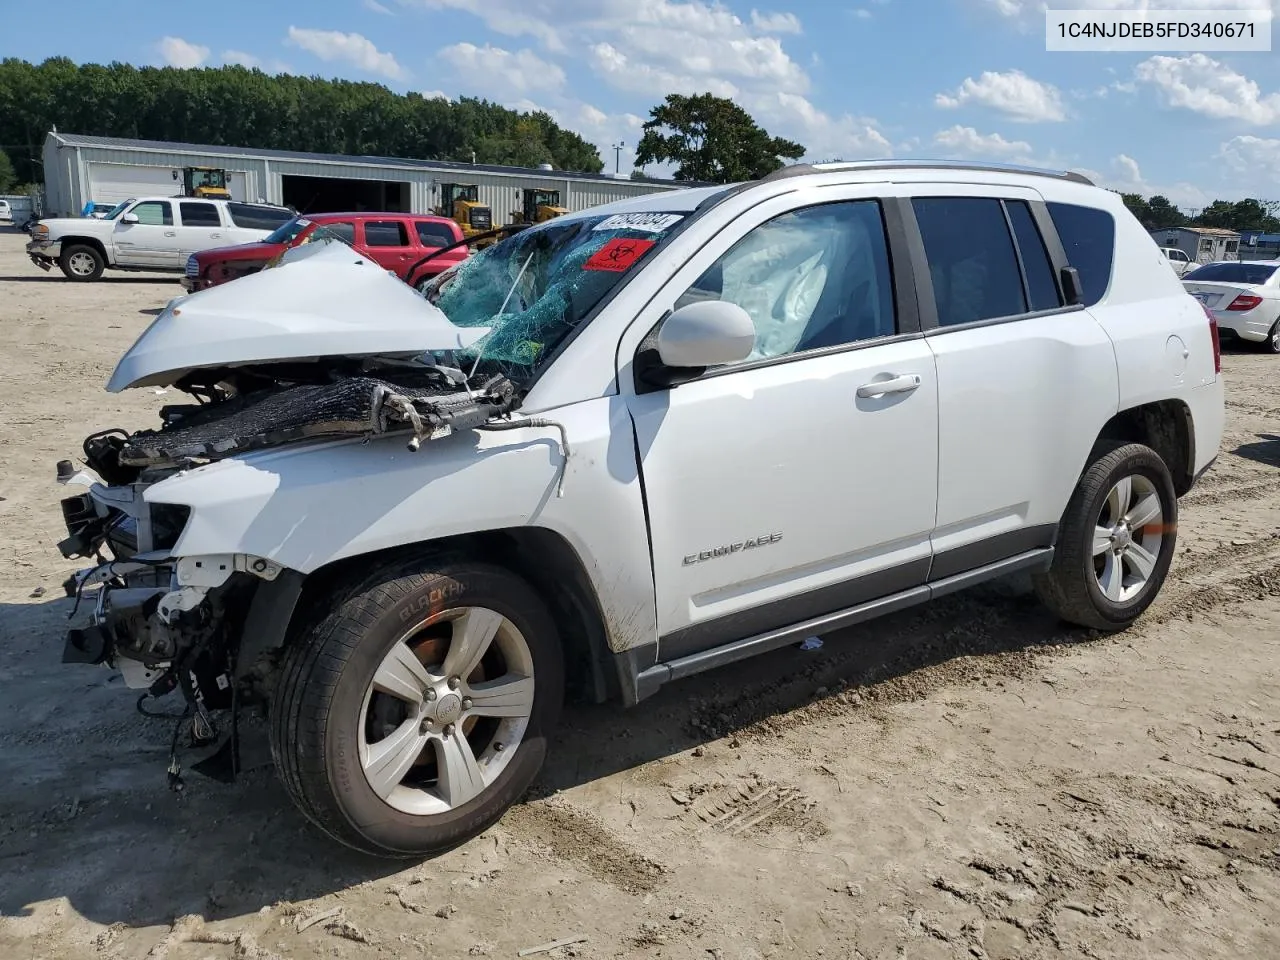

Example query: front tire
[1033,442,1177,631]
[59,244,104,281]
[270,559,564,858]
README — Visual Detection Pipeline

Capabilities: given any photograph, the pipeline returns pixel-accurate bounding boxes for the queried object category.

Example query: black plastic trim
[629,547,1054,701]
[234,570,305,680]
[921,303,1088,337]
[927,523,1058,582]
[659,556,932,661]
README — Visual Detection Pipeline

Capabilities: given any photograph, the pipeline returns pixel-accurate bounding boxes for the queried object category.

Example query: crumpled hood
[107,241,490,391]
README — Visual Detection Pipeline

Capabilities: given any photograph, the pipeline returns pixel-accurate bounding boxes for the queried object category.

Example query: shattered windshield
[422,211,686,374]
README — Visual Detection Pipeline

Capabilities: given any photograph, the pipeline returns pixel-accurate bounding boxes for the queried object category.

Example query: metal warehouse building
[41,131,689,221]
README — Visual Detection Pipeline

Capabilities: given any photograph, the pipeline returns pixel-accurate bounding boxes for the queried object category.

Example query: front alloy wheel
[359,607,536,815]
[271,561,563,858]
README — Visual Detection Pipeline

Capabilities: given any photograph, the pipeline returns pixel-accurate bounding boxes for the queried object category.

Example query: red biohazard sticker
[583,237,655,272]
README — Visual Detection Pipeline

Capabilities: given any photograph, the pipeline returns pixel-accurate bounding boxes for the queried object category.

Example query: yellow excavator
[510,188,568,225]
[177,166,233,200]
[435,183,496,247]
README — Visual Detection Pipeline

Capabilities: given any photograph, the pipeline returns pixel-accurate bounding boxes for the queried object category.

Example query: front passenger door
[113,200,177,268]
[624,195,940,661]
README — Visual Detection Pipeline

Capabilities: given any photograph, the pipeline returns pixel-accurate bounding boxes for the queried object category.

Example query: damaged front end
[54,239,530,786]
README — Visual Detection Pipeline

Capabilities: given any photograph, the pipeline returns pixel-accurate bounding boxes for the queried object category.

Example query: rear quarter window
[227,202,294,231]
[1047,202,1115,307]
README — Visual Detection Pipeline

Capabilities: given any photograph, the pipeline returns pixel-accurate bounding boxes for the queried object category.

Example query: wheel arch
[247,528,618,706]
[1093,399,1195,496]
[58,235,110,262]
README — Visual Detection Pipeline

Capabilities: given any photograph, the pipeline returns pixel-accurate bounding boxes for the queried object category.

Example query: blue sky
[5,0,1280,210]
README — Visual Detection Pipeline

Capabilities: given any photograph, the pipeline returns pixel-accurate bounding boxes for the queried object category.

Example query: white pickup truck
[26,196,294,281]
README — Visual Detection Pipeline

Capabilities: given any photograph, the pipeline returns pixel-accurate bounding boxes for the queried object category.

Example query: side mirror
[635,300,756,392]
[121,212,140,224]
[656,300,756,368]
[1060,266,1083,306]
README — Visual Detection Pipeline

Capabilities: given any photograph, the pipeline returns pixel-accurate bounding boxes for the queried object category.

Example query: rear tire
[59,244,104,281]
[270,559,564,858]
[1033,442,1177,631]
[1261,319,1280,354]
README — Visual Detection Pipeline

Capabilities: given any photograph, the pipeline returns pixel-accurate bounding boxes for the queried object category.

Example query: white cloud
[853,8,873,18]
[1219,136,1280,183]
[285,26,407,80]
[750,9,802,33]
[1075,154,1211,210]
[439,42,566,95]
[982,0,1277,16]
[1133,54,1280,125]
[420,89,452,101]
[157,36,210,69]
[363,0,394,12]
[935,69,1067,122]
[401,0,886,171]
[933,124,1035,160]
[222,50,292,73]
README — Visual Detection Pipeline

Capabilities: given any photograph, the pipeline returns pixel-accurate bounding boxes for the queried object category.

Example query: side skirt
[625,547,1053,703]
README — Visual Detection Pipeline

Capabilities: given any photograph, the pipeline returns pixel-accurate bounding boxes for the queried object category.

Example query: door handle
[210,233,220,239]
[164,231,176,237]
[856,374,922,398]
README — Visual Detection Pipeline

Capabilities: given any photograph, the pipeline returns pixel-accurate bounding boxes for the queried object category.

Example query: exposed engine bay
[56,356,522,784]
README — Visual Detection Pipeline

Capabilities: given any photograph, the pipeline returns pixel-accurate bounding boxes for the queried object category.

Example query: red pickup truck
[182,212,468,293]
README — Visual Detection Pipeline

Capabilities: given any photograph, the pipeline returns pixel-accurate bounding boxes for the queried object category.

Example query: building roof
[46,131,696,187]
[1155,226,1241,237]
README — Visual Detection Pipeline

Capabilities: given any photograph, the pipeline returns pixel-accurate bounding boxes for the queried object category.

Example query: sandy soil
[0,227,1277,960]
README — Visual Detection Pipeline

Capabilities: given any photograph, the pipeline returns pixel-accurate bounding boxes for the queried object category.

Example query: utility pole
[613,141,625,175]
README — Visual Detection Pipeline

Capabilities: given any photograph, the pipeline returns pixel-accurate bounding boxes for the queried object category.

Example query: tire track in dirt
[502,799,666,894]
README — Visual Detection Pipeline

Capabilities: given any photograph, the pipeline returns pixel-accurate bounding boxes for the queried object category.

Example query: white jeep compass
[51,160,1225,858]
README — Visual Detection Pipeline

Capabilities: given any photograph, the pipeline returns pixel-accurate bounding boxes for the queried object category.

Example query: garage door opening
[281,175,410,215]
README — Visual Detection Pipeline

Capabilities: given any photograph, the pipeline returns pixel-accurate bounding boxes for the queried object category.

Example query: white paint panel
[88,163,177,204]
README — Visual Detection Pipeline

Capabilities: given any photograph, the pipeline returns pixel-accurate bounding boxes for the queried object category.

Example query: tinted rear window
[1046,202,1115,306]
[415,221,456,247]
[227,202,293,231]
[1183,262,1280,285]
[1006,200,1062,312]
[912,197,1027,326]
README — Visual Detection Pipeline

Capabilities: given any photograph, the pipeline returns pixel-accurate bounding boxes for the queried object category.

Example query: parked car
[51,160,1223,858]
[1182,260,1280,352]
[182,212,468,293]
[81,200,117,219]
[0,199,11,222]
[26,197,294,281]
[1159,246,1194,277]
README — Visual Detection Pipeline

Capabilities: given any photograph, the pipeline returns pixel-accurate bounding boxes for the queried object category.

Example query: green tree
[1120,192,1150,227]
[0,149,15,192]
[1146,195,1186,230]
[0,58,606,181]
[634,92,805,183]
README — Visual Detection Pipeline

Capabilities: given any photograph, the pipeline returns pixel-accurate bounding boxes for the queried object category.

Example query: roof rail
[761,159,1094,186]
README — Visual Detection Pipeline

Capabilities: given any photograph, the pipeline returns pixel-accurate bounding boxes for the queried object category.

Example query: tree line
[0,57,605,189]
[1121,193,1280,235]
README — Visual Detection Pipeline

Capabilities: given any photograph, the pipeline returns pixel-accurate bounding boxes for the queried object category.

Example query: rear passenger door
[113,200,178,268]
[359,219,416,278]
[904,186,1119,577]
[176,201,226,260]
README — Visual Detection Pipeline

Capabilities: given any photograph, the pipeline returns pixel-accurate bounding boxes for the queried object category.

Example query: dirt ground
[0,226,1277,960]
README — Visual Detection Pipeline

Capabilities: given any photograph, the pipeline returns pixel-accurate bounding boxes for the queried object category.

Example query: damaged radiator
[119,375,517,467]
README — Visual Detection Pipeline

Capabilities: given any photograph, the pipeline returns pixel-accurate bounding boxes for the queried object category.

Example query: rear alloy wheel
[59,244,104,281]
[271,561,563,858]
[1262,319,1280,354]
[1034,442,1177,631]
